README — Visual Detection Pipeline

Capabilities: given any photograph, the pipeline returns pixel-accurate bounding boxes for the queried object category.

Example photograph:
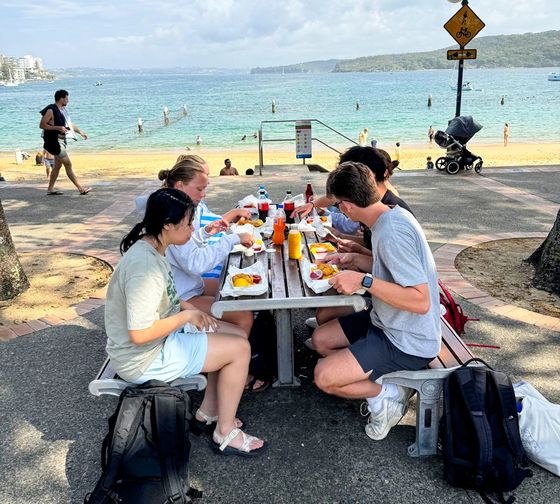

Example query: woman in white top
[105,188,265,456]
[156,156,255,336]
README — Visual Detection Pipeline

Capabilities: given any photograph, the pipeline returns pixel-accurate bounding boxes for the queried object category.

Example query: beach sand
[1,142,559,181]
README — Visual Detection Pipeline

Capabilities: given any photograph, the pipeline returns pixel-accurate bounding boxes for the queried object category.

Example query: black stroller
[434,116,483,175]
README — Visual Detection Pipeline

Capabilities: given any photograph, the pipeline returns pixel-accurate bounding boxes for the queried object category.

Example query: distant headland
[251,30,560,74]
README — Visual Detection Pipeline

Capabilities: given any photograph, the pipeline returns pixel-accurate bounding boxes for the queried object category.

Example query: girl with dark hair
[105,188,266,457]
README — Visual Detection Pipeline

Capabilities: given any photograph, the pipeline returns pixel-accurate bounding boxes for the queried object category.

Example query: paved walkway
[0,166,559,503]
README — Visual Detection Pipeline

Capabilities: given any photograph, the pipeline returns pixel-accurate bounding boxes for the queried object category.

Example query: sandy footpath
[1,142,559,181]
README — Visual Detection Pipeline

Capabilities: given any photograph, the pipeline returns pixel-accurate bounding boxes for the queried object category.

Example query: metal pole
[455,58,464,117]
[258,126,263,176]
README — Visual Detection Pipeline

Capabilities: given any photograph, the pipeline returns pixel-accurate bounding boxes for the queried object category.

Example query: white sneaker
[363,385,413,441]
[303,338,316,351]
[305,317,318,329]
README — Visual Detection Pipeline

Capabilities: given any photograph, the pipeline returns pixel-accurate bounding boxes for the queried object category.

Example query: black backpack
[441,359,532,504]
[248,310,278,381]
[85,380,201,504]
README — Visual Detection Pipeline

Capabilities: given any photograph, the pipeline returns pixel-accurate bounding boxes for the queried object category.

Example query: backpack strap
[85,394,145,504]
[154,394,186,503]
[456,368,494,487]
[487,372,529,467]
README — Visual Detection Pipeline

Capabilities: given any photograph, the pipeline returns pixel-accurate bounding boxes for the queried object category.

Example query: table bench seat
[381,317,476,457]
[89,357,207,397]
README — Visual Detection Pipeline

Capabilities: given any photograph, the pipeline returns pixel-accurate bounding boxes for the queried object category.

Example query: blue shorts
[132,326,208,384]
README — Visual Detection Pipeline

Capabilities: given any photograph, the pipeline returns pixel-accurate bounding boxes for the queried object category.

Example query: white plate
[220,262,268,297]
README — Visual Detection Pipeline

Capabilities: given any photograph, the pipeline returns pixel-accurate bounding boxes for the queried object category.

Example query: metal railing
[257,119,357,176]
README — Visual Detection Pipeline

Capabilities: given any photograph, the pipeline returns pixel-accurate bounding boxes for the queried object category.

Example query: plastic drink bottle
[272,205,286,245]
[288,224,302,260]
[305,183,314,203]
[257,184,269,199]
[283,190,295,225]
[257,189,269,222]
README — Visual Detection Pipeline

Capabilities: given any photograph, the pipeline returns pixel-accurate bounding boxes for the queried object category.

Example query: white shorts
[132,326,208,384]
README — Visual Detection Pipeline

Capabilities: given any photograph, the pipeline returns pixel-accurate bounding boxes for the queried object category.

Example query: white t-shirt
[105,240,180,381]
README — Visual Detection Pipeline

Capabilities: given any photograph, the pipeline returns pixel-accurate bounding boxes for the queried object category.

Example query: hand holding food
[238,232,255,248]
[204,219,228,236]
[223,208,252,223]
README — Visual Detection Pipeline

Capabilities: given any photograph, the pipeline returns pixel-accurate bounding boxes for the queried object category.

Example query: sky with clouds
[1,0,558,69]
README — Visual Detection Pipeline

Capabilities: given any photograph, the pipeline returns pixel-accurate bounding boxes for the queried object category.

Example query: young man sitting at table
[311,161,441,440]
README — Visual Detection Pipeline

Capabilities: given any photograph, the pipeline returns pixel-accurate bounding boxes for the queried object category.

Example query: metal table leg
[273,308,300,387]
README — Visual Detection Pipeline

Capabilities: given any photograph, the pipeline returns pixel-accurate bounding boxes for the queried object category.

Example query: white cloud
[1,0,559,68]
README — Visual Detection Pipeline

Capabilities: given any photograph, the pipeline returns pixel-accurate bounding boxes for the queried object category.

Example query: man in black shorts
[311,162,441,440]
[39,89,91,196]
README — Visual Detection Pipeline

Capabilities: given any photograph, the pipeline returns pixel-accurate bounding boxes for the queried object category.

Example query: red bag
[438,280,479,334]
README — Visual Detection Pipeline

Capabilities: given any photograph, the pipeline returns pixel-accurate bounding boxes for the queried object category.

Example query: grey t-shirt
[105,240,180,381]
[369,206,441,358]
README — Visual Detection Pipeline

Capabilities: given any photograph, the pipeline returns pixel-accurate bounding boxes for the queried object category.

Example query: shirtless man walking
[39,89,91,195]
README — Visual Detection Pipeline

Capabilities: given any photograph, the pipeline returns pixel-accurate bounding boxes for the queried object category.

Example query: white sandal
[211,428,266,458]
[193,410,245,436]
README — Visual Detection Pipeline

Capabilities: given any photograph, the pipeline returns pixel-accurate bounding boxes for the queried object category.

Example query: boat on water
[548,72,560,81]
[450,82,474,91]
[95,80,102,86]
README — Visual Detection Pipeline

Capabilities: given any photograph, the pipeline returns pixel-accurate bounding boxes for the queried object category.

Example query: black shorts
[339,311,433,382]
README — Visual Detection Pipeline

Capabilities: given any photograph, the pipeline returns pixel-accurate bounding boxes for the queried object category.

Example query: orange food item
[237,217,264,227]
[320,216,328,222]
[232,273,261,287]
[310,263,338,279]
[309,242,336,255]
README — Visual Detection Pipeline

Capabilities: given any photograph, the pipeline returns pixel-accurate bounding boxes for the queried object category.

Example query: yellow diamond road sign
[444,5,485,48]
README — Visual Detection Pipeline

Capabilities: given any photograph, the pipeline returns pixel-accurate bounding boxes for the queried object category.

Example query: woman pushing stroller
[104,187,266,457]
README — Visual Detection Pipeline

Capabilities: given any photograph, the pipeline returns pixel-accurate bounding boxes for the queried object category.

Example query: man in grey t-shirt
[311,161,441,441]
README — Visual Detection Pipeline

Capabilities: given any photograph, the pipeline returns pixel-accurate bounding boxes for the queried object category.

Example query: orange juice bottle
[288,224,302,260]
[272,204,286,245]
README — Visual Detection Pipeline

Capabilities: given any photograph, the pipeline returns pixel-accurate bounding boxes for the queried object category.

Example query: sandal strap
[218,428,242,451]
[240,432,258,452]
[196,409,218,425]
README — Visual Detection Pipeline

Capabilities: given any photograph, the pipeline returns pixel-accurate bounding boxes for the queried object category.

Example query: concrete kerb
[434,232,560,333]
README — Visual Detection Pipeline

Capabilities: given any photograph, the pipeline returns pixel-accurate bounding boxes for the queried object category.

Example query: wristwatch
[361,273,374,289]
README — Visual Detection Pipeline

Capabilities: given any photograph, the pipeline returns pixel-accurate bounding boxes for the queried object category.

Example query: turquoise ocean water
[0,67,558,153]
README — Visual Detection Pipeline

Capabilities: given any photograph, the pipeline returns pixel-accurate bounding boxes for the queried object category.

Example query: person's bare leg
[314,348,381,399]
[200,333,263,451]
[316,305,354,326]
[202,278,220,296]
[60,155,89,193]
[47,157,62,192]
[311,318,352,356]
[188,294,253,336]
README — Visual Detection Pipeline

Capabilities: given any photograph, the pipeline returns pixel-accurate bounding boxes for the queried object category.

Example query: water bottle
[257,184,269,200]
[257,189,269,222]
[283,190,295,225]
[272,204,286,245]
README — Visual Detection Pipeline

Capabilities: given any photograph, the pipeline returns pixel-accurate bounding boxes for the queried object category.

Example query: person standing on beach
[43,149,54,179]
[504,123,509,147]
[394,142,401,162]
[39,89,91,196]
[428,126,435,144]
[358,128,368,147]
[137,117,143,134]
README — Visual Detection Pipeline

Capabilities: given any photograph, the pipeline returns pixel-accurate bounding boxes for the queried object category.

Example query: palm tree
[0,199,29,300]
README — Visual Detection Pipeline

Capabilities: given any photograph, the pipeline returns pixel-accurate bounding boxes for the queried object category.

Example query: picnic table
[211,227,366,387]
